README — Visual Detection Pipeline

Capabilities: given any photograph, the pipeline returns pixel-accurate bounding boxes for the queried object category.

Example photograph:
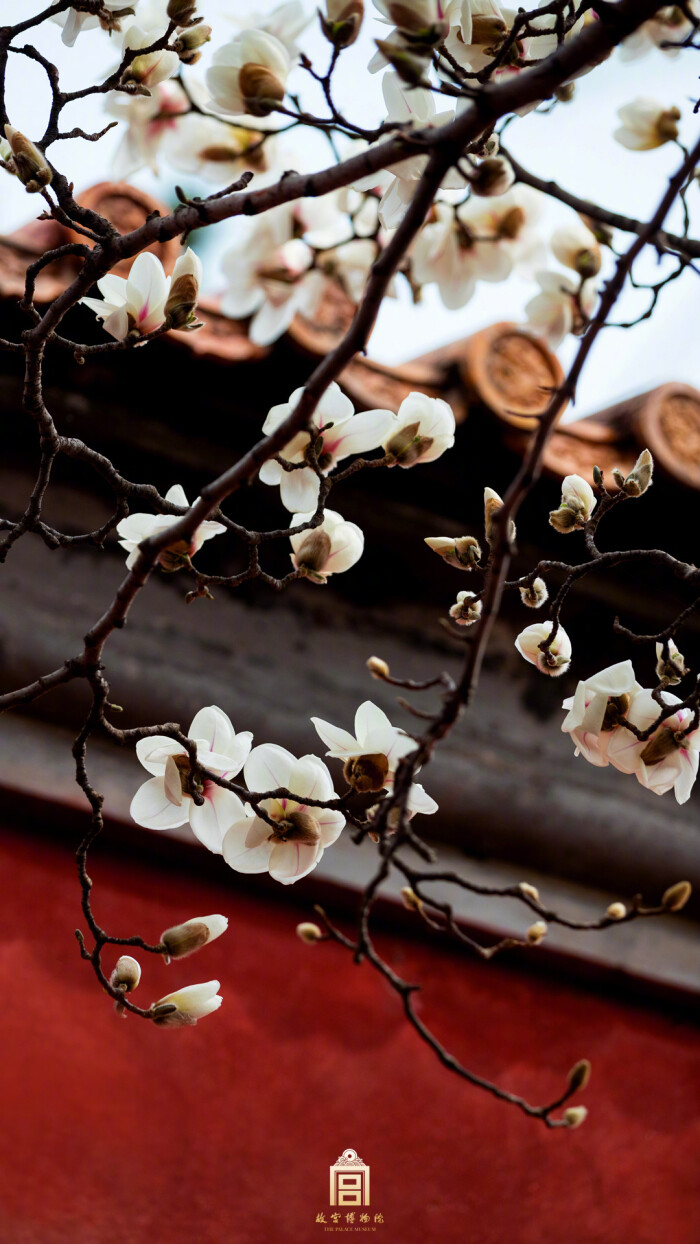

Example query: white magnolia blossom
[123,24,181,88]
[260,383,394,512]
[373,0,448,35]
[357,74,463,229]
[105,82,189,178]
[220,206,325,346]
[561,660,642,768]
[311,700,438,813]
[160,913,228,959]
[606,689,700,805]
[413,187,544,309]
[81,249,201,340]
[515,621,572,677]
[525,270,597,349]
[620,5,700,60]
[551,221,602,278]
[52,0,139,45]
[206,30,291,117]
[382,392,456,468]
[614,99,681,151]
[116,484,226,570]
[222,745,346,883]
[224,1,312,56]
[444,0,583,84]
[130,706,253,852]
[424,534,481,570]
[154,980,223,1027]
[320,238,379,303]
[289,509,364,582]
[550,473,597,532]
[163,112,272,184]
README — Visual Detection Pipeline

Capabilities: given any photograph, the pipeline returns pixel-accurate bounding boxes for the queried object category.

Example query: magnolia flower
[412,202,504,309]
[549,473,596,532]
[81,250,173,340]
[53,0,139,45]
[551,221,601,278]
[620,5,700,60]
[515,621,572,677]
[444,0,584,82]
[655,638,687,685]
[164,113,269,184]
[614,99,681,151]
[356,74,462,228]
[320,238,378,303]
[160,914,228,959]
[116,484,225,571]
[290,509,364,582]
[206,30,291,117]
[225,1,312,57]
[424,535,481,570]
[153,980,222,1026]
[260,383,394,512]
[122,24,181,88]
[222,745,345,883]
[373,0,449,41]
[561,660,642,768]
[220,206,325,346]
[525,271,597,349]
[606,689,700,804]
[130,705,253,852]
[106,81,188,178]
[322,0,365,46]
[449,590,482,626]
[383,393,456,467]
[311,700,438,812]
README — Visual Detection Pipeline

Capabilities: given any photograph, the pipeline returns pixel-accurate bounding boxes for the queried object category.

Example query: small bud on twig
[606,901,627,921]
[567,1059,591,1093]
[563,1106,588,1129]
[401,886,423,912]
[367,655,390,681]
[110,955,142,993]
[4,126,52,192]
[661,880,692,912]
[518,882,541,904]
[296,921,324,943]
[526,920,547,944]
[160,914,228,960]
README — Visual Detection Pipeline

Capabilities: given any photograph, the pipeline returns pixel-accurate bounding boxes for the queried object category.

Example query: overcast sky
[2,0,697,418]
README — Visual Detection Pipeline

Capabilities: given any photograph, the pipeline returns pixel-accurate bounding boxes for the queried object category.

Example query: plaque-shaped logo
[330,1148,370,1207]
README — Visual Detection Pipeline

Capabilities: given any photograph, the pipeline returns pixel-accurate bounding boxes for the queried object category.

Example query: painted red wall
[1,823,698,1244]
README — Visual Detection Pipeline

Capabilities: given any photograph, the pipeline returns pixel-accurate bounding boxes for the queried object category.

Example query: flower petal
[130,777,190,830]
[189,783,246,854]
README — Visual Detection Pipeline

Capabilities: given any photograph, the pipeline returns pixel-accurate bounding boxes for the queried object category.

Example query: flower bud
[385,421,434,466]
[385,1,449,44]
[567,1059,591,1092]
[424,535,481,570]
[110,955,142,992]
[449,590,482,626]
[296,921,324,943]
[167,0,198,23]
[374,40,430,86]
[174,23,212,64]
[4,126,52,192]
[661,880,692,912]
[344,752,390,793]
[321,0,364,47]
[616,449,653,497]
[367,655,390,680]
[239,62,287,116]
[519,882,541,904]
[526,920,547,944]
[554,82,576,103]
[294,530,332,575]
[160,914,228,960]
[606,901,627,921]
[655,639,687,685]
[484,487,515,546]
[563,1106,588,1129]
[164,247,203,330]
[471,14,507,43]
[520,578,548,609]
[401,886,423,912]
[469,157,514,198]
[152,980,222,1026]
[549,505,579,533]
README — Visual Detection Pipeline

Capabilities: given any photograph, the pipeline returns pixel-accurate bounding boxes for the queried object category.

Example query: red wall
[1,823,698,1244]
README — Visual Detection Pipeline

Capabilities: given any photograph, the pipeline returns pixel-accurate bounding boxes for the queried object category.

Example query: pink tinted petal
[136,736,184,776]
[222,818,274,873]
[130,777,190,830]
[189,784,246,854]
[244,743,296,793]
[268,840,321,884]
[310,716,359,757]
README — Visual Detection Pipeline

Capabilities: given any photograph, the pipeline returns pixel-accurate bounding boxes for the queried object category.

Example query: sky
[1,0,698,418]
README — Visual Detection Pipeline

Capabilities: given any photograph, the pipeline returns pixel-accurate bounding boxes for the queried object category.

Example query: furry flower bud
[655,639,687,685]
[606,901,627,921]
[520,578,548,609]
[526,920,548,944]
[296,921,324,943]
[401,886,423,912]
[567,1059,592,1093]
[563,1106,588,1129]
[164,247,203,330]
[367,655,390,680]
[160,914,228,960]
[661,880,692,912]
[518,882,541,904]
[110,955,142,992]
[621,448,653,497]
[167,0,199,22]
[174,23,212,64]
[321,0,365,47]
[449,590,482,627]
[374,40,430,85]
[484,487,515,547]
[4,126,52,192]
[469,157,514,198]
[424,535,482,571]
